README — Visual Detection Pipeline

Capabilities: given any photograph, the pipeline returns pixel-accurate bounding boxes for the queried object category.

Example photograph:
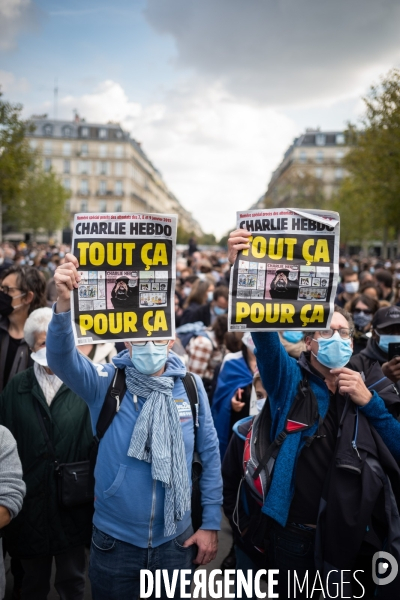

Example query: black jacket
[315,397,400,599]
[0,317,31,392]
[349,337,400,396]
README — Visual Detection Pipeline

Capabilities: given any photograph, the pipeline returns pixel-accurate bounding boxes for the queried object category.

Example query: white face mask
[256,398,266,413]
[344,281,359,294]
[31,347,48,367]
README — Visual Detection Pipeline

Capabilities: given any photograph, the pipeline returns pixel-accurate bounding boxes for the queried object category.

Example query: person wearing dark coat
[0,265,47,392]
[349,305,400,394]
[0,308,93,600]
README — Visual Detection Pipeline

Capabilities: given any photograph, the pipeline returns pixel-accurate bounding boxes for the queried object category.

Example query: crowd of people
[0,235,399,598]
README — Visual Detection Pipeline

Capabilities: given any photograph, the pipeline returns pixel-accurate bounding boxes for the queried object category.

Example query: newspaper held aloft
[228,208,340,332]
[71,212,177,345]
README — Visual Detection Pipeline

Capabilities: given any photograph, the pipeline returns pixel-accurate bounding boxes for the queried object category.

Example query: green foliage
[335,68,400,249]
[177,225,193,244]
[0,91,68,236]
[0,92,35,213]
[8,165,70,234]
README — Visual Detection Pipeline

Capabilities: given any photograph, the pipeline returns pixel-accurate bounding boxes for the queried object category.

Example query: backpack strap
[252,371,322,479]
[88,367,127,491]
[95,367,127,441]
[182,372,199,447]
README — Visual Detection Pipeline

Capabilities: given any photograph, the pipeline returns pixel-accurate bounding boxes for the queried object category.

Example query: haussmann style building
[26,115,203,243]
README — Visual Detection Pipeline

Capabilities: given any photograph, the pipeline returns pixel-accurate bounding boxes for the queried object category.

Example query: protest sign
[71,212,177,344]
[228,208,340,332]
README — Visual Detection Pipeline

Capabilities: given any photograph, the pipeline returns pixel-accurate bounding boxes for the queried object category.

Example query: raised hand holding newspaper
[228,208,340,332]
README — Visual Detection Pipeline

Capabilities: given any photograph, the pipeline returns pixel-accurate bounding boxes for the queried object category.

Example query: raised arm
[46,253,114,407]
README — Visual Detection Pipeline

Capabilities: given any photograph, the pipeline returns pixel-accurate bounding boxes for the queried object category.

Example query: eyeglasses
[130,340,169,347]
[0,285,22,295]
[318,328,353,340]
[353,308,372,315]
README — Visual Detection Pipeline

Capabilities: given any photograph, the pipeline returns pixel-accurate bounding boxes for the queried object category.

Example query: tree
[8,166,70,238]
[0,92,35,240]
[336,69,400,257]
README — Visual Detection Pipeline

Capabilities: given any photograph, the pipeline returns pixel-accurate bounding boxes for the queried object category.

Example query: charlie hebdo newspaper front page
[70,212,177,345]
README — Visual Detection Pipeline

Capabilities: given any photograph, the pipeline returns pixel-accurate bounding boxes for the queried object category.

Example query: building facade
[27,116,202,241]
[265,129,349,208]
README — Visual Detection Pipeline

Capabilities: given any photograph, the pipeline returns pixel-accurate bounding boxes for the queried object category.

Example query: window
[65,200,71,212]
[99,144,107,158]
[29,140,37,150]
[63,142,71,156]
[63,159,71,174]
[44,158,52,172]
[63,178,71,189]
[99,180,107,195]
[315,133,326,146]
[336,133,345,145]
[98,128,107,139]
[43,124,53,136]
[80,200,88,212]
[316,150,324,163]
[336,150,345,161]
[81,127,89,138]
[44,141,52,155]
[116,130,123,139]
[80,179,89,194]
[98,200,107,212]
[114,201,122,212]
[115,145,123,158]
[79,161,91,174]
[97,161,109,175]
[81,143,89,157]
[115,180,123,196]
[299,151,307,163]
[315,168,323,179]
[335,168,344,180]
[63,126,73,138]
[115,162,123,176]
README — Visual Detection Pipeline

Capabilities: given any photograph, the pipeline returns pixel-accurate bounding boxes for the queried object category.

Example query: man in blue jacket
[228,229,400,599]
[46,253,222,600]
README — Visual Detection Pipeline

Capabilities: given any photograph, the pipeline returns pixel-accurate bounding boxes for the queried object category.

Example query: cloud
[0,69,29,93]
[0,0,40,51]
[52,79,296,236]
[57,80,143,123]
[144,0,400,106]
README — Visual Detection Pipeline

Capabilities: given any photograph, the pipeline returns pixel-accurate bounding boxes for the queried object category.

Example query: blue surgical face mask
[377,334,400,354]
[130,342,168,375]
[282,331,304,344]
[207,291,214,303]
[214,305,227,316]
[312,332,353,369]
[256,398,266,413]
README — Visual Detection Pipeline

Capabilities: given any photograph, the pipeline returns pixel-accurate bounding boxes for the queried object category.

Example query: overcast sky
[1,0,400,237]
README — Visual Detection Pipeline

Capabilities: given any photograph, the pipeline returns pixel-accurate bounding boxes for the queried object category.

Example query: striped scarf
[125,365,191,537]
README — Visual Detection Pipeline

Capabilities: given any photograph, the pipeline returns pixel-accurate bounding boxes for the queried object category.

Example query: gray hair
[23,307,53,348]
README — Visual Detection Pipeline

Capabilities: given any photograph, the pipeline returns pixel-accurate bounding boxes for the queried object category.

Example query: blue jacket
[252,331,400,527]
[46,309,222,548]
[211,352,253,459]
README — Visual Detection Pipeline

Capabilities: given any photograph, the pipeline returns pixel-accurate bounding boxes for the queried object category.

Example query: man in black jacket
[349,305,400,394]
